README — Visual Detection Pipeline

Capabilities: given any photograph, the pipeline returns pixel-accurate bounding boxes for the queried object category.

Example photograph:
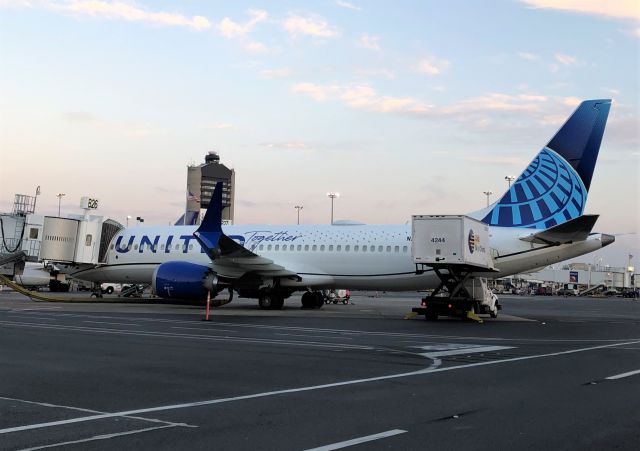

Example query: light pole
[294,205,303,225]
[33,186,41,212]
[505,175,516,188]
[126,215,132,227]
[483,190,493,207]
[326,192,339,224]
[56,193,65,217]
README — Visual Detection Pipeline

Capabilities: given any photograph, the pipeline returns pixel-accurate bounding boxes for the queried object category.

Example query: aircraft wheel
[258,294,272,310]
[490,308,498,319]
[314,292,324,308]
[301,291,315,308]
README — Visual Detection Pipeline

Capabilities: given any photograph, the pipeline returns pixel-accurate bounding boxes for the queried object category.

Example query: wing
[192,182,299,280]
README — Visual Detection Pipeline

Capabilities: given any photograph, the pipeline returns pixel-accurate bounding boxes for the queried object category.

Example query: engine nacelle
[152,261,218,300]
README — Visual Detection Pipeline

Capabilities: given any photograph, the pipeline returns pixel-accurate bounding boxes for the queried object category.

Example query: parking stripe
[304,429,407,450]
[605,369,640,380]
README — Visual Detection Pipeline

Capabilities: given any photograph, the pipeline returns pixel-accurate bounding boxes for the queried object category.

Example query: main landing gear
[301,291,325,309]
[258,291,285,310]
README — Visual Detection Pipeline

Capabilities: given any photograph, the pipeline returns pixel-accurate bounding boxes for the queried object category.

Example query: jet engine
[152,261,220,301]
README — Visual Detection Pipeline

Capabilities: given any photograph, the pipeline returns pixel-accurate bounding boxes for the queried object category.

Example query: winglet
[193,182,224,258]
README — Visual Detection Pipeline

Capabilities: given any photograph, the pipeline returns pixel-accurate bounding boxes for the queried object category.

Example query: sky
[0,0,638,267]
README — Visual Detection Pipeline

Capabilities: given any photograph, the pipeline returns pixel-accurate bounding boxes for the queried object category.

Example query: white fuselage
[59,224,610,291]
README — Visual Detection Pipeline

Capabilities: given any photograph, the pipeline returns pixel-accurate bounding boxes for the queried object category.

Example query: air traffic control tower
[185,151,235,225]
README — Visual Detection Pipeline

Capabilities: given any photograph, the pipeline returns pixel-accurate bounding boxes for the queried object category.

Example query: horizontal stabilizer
[519,214,599,245]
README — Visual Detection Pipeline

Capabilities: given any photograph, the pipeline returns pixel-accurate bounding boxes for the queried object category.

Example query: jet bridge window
[29,228,39,239]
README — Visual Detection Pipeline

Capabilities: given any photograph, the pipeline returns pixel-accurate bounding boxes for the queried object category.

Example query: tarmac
[0,291,639,450]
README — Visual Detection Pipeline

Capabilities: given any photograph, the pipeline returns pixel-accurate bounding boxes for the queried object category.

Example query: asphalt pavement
[0,291,639,450]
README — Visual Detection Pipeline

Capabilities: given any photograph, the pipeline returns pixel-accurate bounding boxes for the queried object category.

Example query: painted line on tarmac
[304,429,407,450]
[2,339,639,435]
[83,320,142,327]
[605,369,640,380]
[19,425,176,450]
[5,309,640,344]
[0,320,375,351]
[0,396,195,429]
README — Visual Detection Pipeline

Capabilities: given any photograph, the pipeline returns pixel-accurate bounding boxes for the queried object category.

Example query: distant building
[185,151,235,225]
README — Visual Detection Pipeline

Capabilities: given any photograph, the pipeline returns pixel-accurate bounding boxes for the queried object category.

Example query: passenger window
[312,245,317,251]
[394,246,399,252]
[371,246,375,252]
[134,244,139,250]
[305,245,309,251]
[329,245,333,251]
[320,245,325,251]
[386,246,391,252]
[337,245,341,251]
[110,244,115,250]
[267,244,272,251]
[29,228,39,239]
[354,245,359,251]
[275,245,280,251]
[345,245,350,251]
[297,245,302,251]
[259,245,264,250]
[160,244,165,250]
[175,244,180,250]
[378,246,383,252]
[403,246,408,252]
[189,244,193,250]
[362,246,367,252]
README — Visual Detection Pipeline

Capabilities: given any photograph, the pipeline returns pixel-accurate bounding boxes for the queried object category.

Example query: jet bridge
[411,215,499,321]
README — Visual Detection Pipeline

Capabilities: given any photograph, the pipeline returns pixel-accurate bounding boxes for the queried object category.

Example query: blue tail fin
[481,99,611,229]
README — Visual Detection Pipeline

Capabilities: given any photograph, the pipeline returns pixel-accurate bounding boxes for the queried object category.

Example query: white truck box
[412,215,494,270]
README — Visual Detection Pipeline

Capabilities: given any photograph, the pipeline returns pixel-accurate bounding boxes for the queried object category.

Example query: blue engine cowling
[152,261,218,300]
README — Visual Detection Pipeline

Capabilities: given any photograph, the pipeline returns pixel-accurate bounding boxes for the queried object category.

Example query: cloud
[242,41,268,53]
[261,141,310,150]
[54,1,211,30]
[283,14,340,38]
[217,9,267,38]
[554,53,577,65]
[206,123,236,130]
[335,0,361,11]
[357,34,380,51]
[291,82,340,101]
[292,82,431,115]
[562,96,581,107]
[63,111,101,123]
[520,0,640,21]
[261,68,292,79]
[517,51,539,60]
[415,56,450,75]
[292,84,561,129]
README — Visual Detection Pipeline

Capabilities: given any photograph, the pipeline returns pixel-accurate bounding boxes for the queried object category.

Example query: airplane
[56,99,614,311]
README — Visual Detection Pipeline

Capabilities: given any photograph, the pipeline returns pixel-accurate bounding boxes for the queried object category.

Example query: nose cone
[601,234,615,247]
